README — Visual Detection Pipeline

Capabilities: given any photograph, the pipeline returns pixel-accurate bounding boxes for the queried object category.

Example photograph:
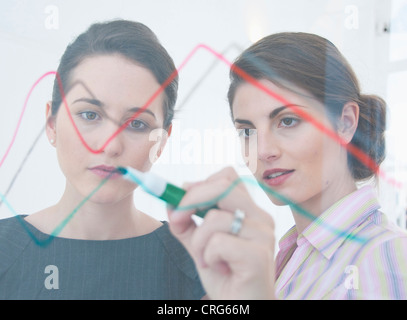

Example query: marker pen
[117,166,213,218]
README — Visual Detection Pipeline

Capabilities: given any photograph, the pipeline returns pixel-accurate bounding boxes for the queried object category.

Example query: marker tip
[116,167,127,175]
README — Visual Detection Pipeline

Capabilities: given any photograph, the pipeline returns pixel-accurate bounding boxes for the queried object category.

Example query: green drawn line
[1,174,366,247]
[176,176,367,244]
[1,176,110,247]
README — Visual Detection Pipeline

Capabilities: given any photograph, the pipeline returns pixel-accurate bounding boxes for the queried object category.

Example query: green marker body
[159,183,186,207]
[159,183,213,218]
[119,166,212,218]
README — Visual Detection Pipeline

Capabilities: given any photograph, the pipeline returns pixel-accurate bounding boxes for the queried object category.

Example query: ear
[45,101,57,146]
[338,102,359,144]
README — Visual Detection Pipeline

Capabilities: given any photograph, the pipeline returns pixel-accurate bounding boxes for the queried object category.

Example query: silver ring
[229,209,245,236]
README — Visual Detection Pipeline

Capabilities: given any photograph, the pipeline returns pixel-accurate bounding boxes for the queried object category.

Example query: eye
[128,119,148,131]
[79,111,99,121]
[279,117,299,128]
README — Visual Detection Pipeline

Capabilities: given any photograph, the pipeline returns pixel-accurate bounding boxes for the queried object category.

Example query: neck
[49,183,161,240]
[291,176,357,235]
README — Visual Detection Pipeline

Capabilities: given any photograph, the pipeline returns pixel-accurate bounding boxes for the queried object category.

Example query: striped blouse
[275,185,407,299]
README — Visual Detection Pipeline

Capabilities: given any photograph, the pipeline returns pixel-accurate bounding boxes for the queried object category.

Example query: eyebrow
[269,106,288,119]
[73,97,156,119]
[73,97,103,107]
[234,104,304,125]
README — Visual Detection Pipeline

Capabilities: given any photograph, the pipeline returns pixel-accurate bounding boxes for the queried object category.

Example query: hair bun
[348,94,386,180]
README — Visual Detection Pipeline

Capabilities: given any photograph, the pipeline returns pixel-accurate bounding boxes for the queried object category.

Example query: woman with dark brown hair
[0,20,205,300]
[168,32,407,300]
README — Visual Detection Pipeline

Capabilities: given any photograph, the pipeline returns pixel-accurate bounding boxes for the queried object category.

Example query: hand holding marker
[117,166,214,218]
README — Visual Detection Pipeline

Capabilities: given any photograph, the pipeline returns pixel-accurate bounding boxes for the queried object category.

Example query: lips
[89,165,122,179]
[262,169,294,187]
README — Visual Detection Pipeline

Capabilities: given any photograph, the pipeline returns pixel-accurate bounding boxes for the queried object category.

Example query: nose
[100,123,124,158]
[257,130,281,162]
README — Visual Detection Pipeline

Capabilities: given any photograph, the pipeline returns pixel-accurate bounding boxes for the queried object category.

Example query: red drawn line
[0,44,403,189]
[0,71,54,168]
[52,44,200,154]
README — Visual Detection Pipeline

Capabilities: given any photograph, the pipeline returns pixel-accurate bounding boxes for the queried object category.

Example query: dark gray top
[0,215,205,300]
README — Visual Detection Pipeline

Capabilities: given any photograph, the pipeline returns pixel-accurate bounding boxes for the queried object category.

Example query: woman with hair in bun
[168,32,407,299]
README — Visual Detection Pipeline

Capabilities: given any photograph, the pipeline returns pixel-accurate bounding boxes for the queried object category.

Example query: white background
[0,0,406,241]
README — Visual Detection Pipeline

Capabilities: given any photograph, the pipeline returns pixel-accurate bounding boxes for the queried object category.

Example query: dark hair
[52,19,178,129]
[228,32,386,181]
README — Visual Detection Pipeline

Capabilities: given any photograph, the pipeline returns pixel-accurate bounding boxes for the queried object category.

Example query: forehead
[67,54,165,115]
[232,79,324,119]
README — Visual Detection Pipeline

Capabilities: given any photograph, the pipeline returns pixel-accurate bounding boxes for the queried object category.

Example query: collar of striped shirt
[275,185,407,299]
[277,185,380,262]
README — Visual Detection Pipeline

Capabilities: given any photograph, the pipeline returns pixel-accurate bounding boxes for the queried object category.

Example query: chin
[82,185,128,205]
[86,194,119,205]
[267,190,296,207]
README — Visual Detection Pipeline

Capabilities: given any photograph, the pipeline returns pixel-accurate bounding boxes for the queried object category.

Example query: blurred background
[0,0,406,241]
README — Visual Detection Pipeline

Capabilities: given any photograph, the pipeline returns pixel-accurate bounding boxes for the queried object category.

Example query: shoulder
[353,210,407,259]
[356,216,407,263]
[151,221,206,299]
[0,215,32,244]
[153,221,200,279]
[0,215,32,272]
[364,210,407,247]
[351,213,407,299]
